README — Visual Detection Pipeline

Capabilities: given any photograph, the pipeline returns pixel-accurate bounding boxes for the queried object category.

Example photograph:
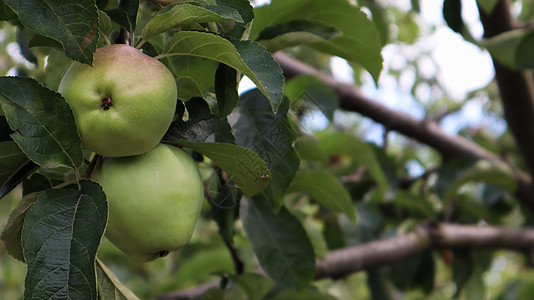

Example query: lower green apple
[95,143,203,262]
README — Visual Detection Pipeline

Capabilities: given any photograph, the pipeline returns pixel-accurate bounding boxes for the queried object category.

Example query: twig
[273,52,534,209]
[152,222,534,299]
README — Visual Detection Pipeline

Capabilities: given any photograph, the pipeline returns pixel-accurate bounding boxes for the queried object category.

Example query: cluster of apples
[58,44,204,262]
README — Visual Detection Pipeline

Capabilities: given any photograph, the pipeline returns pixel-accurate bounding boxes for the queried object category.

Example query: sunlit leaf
[160,31,282,111]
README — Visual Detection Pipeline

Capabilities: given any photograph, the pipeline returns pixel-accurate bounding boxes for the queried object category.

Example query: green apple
[95,143,204,262]
[58,44,177,157]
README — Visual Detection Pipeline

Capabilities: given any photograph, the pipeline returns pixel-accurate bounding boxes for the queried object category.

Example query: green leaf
[177,140,271,197]
[98,10,113,36]
[215,63,239,117]
[234,40,284,112]
[216,0,254,39]
[22,180,107,300]
[389,250,435,293]
[0,141,29,191]
[452,250,473,297]
[294,136,328,163]
[22,173,52,197]
[142,3,243,41]
[209,179,242,242]
[288,169,356,222]
[96,258,140,300]
[233,89,300,209]
[202,285,248,300]
[436,157,517,203]
[318,132,393,199]
[443,0,464,33]
[0,1,17,21]
[16,27,37,64]
[0,77,83,170]
[477,0,498,13]
[392,190,435,219]
[257,20,340,54]
[0,160,37,200]
[163,97,235,143]
[229,273,273,300]
[285,75,338,121]
[0,116,11,140]
[481,29,528,69]
[240,197,315,290]
[3,0,98,64]
[270,289,336,300]
[162,55,217,101]
[160,31,282,112]
[1,191,41,262]
[251,0,383,82]
[106,0,138,32]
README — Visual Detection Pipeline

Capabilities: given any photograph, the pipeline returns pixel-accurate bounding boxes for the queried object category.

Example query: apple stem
[115,28,130,45]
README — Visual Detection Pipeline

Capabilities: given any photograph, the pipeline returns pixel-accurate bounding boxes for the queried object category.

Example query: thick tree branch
[478,0,534,202]
[153,223,534,299]
[274,52,534,209]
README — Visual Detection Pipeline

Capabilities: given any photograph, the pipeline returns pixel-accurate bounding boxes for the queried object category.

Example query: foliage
[1,0,534,299]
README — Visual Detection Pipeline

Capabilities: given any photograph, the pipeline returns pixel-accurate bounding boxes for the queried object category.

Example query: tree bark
[153,222,534,300]
[478,0,534,204]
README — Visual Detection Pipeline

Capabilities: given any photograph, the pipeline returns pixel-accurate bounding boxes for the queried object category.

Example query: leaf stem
[136,39,147,50]
[100,29,111,46]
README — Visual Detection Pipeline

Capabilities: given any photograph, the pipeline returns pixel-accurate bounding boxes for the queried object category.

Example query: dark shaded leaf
[0,141,28,192]
[1,191,41,262]
[216,0,254,39]
[233,89,299,209]
[367,269,392,300]
[22,173,52,197]
[163,97,235,144]
[106,0,138,32]
[3,0,98,64]
[0,160,37,200]
[215,63,239,117]
[0,1,17,21]
[240,197,315,290]
[452,250,473,297]
[0,77,83,170]
[0,116,11,141]
[23,180,107,300]
[443,0,463,33]
[16,26,37,64]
